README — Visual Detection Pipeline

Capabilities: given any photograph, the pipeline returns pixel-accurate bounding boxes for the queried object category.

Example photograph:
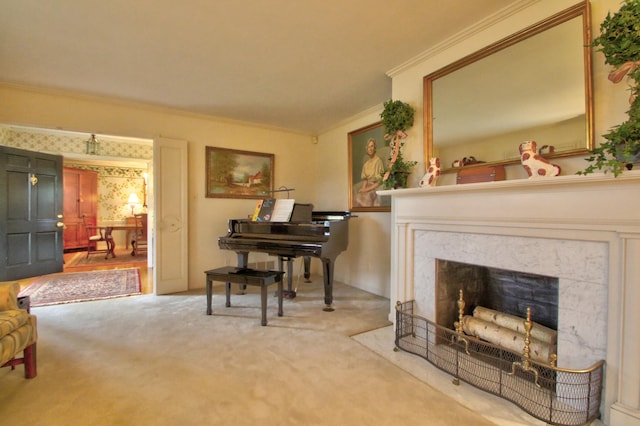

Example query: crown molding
[386,0,539,77]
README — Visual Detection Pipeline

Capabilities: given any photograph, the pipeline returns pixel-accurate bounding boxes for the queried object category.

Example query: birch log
[473,306,557,345]
[461,316,556,363]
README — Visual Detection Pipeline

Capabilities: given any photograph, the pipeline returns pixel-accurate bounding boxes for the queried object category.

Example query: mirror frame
[423,1,593,173]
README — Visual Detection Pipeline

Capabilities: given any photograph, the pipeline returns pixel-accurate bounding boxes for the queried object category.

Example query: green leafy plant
[381,151,417,189]
[579,0,640,176]
[379,100,417,189]
[581,105,640,176]
[380,99,415,135]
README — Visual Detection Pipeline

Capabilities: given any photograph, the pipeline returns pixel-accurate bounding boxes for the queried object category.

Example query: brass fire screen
[395,300,604,426]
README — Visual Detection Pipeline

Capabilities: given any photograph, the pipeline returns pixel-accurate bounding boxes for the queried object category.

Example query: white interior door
[153,137,188,294]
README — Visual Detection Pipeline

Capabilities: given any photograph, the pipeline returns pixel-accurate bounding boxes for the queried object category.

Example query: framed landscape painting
[348,122,391,212]
[205,146,274,199]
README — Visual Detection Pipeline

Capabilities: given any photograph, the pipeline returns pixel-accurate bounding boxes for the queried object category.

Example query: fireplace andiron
[507,307,542,387]
[451,289,470,363]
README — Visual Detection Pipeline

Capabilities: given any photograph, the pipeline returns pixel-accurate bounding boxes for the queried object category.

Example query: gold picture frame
[348,122,391,212]
[205,146,274,199]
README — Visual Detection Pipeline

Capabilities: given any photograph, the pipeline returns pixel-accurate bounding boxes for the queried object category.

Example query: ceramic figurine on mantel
[419,157,440,187]
[519,141,561,178]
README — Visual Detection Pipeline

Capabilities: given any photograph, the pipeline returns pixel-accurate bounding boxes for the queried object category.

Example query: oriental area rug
[20,268,142,307]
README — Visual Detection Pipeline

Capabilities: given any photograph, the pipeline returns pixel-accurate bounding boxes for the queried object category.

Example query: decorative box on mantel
[378,171,640,426]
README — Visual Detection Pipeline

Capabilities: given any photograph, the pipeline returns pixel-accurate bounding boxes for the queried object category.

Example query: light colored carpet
[1,277,506,426]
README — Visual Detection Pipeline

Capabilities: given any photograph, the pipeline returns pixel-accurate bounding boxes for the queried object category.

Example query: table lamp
[128,193,140,216]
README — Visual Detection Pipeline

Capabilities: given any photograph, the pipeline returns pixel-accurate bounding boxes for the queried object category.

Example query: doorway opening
[1,124,154,293]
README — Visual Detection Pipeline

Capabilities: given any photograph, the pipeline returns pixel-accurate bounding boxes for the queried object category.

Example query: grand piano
[218,208,352,311]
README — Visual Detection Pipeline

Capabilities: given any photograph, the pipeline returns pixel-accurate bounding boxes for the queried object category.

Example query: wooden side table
[205,267,285,326]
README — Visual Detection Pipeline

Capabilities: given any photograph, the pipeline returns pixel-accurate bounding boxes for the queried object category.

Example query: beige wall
[0,84,318,289]
[387,0,629,185]
[315,0,631,299]
[0,0,631,301]
[316,107,392,297]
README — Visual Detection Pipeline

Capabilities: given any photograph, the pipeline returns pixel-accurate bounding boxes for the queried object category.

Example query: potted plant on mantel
[380,99,417,189]
[579,0,640,177]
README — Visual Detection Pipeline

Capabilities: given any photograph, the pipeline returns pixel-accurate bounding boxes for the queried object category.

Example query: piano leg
[236,252,249,293]
[278,256,296,299]
[321,258,335,312]
[303,256,312,283]
[236,252,248,268]
[206,276,213,315]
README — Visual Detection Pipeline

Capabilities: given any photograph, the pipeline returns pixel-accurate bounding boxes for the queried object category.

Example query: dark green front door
[0,146,64,280]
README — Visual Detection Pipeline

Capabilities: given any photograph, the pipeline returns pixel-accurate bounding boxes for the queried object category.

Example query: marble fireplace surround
[379,171,640,426]
[423,231,605,369]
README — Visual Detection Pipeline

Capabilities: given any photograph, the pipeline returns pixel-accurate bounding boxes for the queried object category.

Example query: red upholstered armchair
[0,282,37,378]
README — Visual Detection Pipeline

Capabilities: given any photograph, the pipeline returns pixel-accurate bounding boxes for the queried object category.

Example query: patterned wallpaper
[65,164,148,221]
[0,126,153,160]
[0,126,152,222]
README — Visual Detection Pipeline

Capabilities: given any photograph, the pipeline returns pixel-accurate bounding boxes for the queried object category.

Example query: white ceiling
[1,0,518,135]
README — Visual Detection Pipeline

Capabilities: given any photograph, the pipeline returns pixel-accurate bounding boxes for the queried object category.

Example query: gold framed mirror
[423,1,593,173]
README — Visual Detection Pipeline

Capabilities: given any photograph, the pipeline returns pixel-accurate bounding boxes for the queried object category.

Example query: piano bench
[205,267,285,326]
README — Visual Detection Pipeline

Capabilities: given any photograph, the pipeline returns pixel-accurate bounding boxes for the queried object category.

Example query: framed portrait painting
[205,146,274,199]
[348,122,391,212]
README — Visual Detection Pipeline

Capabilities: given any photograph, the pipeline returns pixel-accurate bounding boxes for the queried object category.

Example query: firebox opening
[435,259,559,334]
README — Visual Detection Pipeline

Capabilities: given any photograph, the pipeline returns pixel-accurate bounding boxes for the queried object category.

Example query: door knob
[56,222,65,228]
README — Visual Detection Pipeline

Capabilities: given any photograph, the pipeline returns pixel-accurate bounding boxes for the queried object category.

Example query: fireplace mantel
[379,171,640,426]
[379,171,640,230]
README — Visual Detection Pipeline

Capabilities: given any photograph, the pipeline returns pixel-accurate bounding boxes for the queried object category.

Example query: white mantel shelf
[380,170,640,426]
[378,170,640,196]
[379,171,640,231]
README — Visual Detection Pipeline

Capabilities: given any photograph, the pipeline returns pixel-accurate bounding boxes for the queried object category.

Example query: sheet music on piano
[251,198,296,222]
[270,199,296,222]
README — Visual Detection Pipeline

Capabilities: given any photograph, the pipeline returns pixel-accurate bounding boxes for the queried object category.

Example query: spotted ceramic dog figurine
[519,141,561,178]
[419,157,440,187]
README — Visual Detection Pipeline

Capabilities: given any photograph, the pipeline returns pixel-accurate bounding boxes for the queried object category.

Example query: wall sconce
[86,134,100,155]
[127,193,140,216]
[142,172,148,208]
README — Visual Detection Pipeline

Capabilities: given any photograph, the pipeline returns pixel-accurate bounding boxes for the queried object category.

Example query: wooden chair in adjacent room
[82,214,111,259]
[131,213,148,256]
